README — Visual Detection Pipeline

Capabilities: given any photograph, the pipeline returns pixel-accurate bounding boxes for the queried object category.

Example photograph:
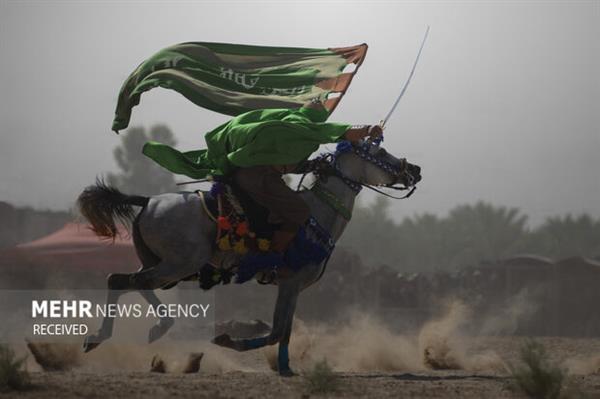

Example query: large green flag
[112,42,368,132]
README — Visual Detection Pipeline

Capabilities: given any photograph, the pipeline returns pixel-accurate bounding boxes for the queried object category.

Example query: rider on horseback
[230,100,382,253]
[143,99,383,281]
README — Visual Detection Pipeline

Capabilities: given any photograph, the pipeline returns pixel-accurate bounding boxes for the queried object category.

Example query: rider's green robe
[142,107,351,179]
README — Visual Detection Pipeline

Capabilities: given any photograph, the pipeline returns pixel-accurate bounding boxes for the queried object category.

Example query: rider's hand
[368,125,383,139]
[344,126,369,143]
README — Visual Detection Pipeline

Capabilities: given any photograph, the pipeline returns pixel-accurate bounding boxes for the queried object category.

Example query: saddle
[196,181,335,286]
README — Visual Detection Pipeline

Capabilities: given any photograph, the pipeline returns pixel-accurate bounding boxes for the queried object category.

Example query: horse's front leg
[276,305,297,377]
[212,278,300,376]
[271,278,299,376]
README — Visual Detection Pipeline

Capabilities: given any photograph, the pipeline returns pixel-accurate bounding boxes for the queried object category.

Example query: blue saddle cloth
[235,217,335,284]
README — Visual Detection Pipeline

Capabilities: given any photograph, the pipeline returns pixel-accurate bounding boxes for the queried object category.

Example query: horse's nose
[411,165,422,183]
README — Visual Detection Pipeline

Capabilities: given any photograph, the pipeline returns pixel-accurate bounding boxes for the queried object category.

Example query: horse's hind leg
[84,258,200,352]
[131,260,204,343]
[83,273,132,352]
[83,273,173,352]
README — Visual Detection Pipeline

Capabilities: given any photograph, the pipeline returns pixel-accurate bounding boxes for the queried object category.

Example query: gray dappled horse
[78,139,421,376]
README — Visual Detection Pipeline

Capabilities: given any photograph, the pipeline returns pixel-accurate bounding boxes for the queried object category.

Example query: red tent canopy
[0,223,138,274]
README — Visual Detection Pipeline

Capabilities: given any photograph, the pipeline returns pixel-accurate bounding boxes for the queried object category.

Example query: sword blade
[382,25,430,128]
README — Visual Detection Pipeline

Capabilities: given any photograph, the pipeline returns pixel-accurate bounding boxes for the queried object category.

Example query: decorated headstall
[329,137,418,199]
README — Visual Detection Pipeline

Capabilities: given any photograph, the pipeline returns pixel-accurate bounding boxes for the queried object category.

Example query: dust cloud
[265,295,541,373]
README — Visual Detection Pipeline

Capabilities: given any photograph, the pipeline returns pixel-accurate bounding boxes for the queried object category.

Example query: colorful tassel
[218,236,231,251]
[235,221,249,236]
[233,239,248,255]
[217,216,231,230]
[257,238,271,252]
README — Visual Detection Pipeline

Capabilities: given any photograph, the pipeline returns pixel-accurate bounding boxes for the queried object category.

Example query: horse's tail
[77,178,149,239]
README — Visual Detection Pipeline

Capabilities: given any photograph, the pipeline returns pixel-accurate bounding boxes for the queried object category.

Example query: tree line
[340,197,600,272]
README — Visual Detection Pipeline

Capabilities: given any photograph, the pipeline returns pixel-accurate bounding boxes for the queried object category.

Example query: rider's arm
[344,125,384,143]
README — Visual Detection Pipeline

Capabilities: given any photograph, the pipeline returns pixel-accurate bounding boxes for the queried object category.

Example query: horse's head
[333,139,422,194]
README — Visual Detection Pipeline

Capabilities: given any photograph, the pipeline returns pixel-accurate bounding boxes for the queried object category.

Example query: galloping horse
[78,139,421,376]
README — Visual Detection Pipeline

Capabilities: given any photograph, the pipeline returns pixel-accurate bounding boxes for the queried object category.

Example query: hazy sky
[1,1,598,226]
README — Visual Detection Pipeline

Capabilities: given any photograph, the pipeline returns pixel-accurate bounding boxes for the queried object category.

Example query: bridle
[300,139,418,201]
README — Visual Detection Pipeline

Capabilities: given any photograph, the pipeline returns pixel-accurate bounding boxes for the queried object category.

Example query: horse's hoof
[148,317,174,343]
[83,335,103,353]
[211,333,234,348]
[278,368,296,377]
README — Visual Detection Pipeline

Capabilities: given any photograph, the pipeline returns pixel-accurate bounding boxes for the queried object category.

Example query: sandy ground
[4,336,600,398]
[1,370,517,399]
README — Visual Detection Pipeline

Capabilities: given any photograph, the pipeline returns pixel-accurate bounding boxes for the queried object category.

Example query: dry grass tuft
[0,344,30,391]
[304,358,339,395]
[508,340,583,399]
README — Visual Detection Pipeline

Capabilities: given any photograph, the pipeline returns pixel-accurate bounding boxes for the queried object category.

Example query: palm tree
[528,214,600,258]
[442,202,528,268]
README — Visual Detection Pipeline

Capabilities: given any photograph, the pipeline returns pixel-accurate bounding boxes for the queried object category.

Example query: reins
[362,183,417,200]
